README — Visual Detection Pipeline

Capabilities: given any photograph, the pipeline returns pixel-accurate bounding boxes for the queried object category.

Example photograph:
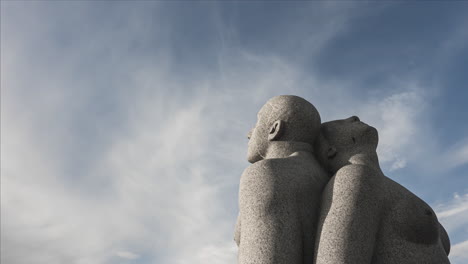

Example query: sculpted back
[235,95,329,264]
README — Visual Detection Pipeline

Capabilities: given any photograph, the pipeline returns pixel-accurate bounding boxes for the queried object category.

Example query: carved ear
[268,120,284,141]
[327,146,337,159]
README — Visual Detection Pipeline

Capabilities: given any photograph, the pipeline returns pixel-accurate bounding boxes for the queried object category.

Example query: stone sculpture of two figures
[234,95,451,264]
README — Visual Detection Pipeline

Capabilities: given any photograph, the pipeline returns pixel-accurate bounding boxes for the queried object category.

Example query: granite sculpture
[235,95,329,264]
[235,95,451,264]
[313,117,451,264]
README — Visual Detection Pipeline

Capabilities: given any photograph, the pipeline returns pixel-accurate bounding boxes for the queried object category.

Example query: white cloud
[2,2,466,264]
[436,193,468,233]
[116,251,140,260]
[441,138,468,169]
[347,84,431,172]
[438,194,468,219]
[375,90,425,162]
[0,5,316,262]
[193,243,238,264]
[435,192,468,263]
[390,158,407,171]
[451,240,468,262]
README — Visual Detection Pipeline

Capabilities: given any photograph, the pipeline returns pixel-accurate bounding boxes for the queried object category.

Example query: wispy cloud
[450,240,468,264]
[441,138,468,169]
[2,2,467,264]
[116,251,140,260]
[359,88,428,171]
[0,3,334,262]
[435,193,468,264]
[436,193,468,232]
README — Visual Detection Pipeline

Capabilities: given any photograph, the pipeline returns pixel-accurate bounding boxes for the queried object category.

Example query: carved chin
[367,126,379,146]
[247,154,261,164]
[247,149,262,163]
[247,151,256,163]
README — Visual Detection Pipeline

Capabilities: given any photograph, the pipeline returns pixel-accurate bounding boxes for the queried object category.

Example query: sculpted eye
[352,137,356,144]
[327,147,337,159]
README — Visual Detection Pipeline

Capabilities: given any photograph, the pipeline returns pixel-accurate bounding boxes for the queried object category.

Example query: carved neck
[348,152,381,172]
[264,141,313,159]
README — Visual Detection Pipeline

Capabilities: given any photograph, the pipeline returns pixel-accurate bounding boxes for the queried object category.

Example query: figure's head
[315,116,379,174]
[247,95,321,163]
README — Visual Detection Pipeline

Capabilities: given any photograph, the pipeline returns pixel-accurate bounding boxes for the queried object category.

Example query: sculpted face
[247,107,270,163]
[322,116,378,150]
[317,116,378,171]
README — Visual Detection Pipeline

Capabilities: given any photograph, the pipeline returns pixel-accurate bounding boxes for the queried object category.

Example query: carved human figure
[235,95,329,264]
[313,116,451,263]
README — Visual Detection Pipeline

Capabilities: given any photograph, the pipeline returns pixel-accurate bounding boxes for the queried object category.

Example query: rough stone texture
[235,95,329,264]
[313,117,451,264]
[235,99,451,263]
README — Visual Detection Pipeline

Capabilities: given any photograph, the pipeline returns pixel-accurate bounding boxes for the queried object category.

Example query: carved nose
[247,129,253,140]
[348,116,360,122]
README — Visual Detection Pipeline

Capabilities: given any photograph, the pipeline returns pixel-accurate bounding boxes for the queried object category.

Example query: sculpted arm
[238,163,302,264]
[315,165,382,264]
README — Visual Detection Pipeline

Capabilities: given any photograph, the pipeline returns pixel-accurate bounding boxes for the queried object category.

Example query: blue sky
[1,1,467,264]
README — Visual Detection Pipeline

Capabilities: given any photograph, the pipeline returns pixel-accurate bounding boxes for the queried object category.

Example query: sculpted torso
[314,117,450,264]
[374,174,450,263]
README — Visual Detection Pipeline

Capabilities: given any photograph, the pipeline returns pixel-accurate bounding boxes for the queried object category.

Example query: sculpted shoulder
[241,159,283,186]
[331,164,383,198]
[240,157,303,198]
[243,158,278,175]
[243,156,300,177]
[240,159,276,194]
[335,164,380,181]
[239,159,290,216]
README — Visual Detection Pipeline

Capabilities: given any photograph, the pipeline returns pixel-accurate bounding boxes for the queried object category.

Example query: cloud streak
[2,2,467,264]
[435,193,468,264]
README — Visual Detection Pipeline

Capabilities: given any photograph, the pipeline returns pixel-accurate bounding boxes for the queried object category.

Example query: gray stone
[235,95,330,264]
[313,116,451,263]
